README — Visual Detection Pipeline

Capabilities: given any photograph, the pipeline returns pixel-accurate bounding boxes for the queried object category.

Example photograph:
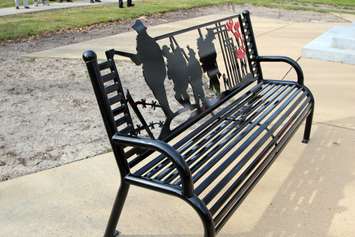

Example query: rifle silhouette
[111,49,141,65]
[169,36,188,61]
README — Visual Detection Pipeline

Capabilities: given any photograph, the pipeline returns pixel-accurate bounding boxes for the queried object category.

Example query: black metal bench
[83,11,314,237]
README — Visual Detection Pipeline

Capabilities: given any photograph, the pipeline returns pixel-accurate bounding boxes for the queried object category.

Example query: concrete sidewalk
[1,14,355,237]
[0,0,119,17]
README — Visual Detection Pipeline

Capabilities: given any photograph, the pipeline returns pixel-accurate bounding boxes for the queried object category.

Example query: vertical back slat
[241,10,263,81]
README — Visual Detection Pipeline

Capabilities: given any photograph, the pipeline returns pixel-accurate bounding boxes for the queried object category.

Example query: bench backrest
[83,11,261,157]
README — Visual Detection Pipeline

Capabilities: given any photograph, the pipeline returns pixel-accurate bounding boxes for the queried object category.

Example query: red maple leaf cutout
[225,19,234,31]
[236,48,246,59]
[233,31,241,40]
[233,21,240,31]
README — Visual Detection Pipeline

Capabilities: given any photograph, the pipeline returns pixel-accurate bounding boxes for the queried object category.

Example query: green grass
[297,0,355,8]
[0,0,354,42]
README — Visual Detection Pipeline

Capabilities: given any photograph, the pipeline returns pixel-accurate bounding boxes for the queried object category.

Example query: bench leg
[302,108,314,144]
[104,182,130,237]
[187,196,216,237]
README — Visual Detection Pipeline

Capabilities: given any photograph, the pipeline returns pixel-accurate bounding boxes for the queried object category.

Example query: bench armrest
[112,134,194,197]
[256,56,304,86]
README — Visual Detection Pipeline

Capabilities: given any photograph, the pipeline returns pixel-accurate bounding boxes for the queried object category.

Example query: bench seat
[124,79,312,230]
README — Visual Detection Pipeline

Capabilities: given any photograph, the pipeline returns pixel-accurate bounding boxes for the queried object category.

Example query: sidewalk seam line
[314,121,355,132]
[256,23,293,38]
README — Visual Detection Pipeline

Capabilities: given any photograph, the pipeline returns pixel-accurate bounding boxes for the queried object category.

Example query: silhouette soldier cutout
[162,44,190,107]
[197,28,221,94]
[129,20,174,119]
[186,46,206,108]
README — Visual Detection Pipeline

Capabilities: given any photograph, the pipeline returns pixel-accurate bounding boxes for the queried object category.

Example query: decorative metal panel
[113,14,255,139]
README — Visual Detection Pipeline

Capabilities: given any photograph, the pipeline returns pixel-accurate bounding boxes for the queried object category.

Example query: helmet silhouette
[132,20,147,33]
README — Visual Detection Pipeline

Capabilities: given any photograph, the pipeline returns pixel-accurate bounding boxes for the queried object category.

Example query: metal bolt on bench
[83,10,315,237]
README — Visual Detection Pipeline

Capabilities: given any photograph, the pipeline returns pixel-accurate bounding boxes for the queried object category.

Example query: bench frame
[83,10,314,237]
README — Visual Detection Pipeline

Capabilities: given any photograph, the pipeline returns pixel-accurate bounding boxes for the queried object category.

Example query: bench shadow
[233,120,355,237]
[118,119,355,237]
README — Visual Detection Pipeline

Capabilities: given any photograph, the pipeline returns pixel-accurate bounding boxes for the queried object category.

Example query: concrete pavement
[2,13,355,237]
[1,123,354,237]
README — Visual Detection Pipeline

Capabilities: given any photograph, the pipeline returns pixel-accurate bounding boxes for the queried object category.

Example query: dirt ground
[0,4,348,182]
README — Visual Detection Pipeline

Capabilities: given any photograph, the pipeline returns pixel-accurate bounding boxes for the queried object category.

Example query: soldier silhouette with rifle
[123,20,174,119]
[186,46,206,108]
[197,28,221,94]
[162,42,191,107]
